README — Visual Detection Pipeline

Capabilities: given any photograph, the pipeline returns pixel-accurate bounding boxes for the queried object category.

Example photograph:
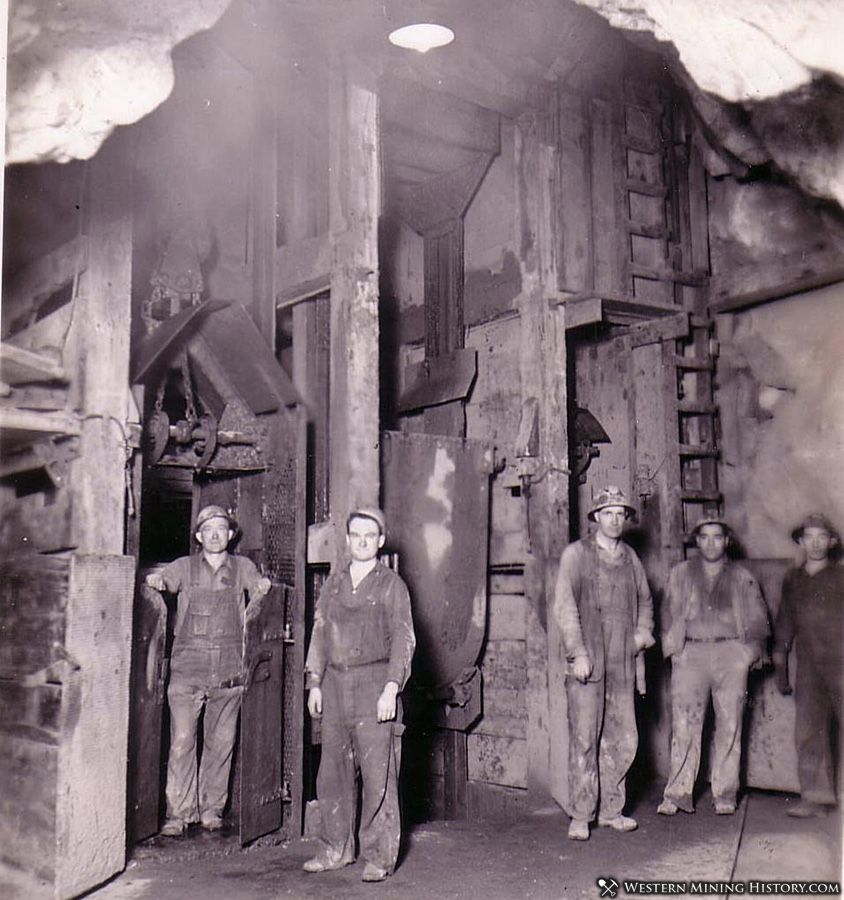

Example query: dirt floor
[68,789,838,900]
[3,789,839,900]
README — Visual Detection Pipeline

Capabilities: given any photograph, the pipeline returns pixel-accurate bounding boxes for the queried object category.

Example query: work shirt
[774,563,844,672]
[661,558,769,659]
[157,553,264,635]
[305,560,415,692]
[552,533,654,682]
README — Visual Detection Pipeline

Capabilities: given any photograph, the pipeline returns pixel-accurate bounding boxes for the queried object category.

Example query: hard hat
[587,485,636,522]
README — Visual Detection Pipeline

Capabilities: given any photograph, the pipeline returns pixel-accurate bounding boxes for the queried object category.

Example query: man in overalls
[303,507,416,883]
[553,486,655,841]
[146,504,270,836]
[657,516,769,817]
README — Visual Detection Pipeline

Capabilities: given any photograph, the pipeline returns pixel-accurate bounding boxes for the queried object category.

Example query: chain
[180,351,197,422]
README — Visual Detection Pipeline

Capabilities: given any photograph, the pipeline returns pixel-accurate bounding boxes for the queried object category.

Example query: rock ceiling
[5,0,844,210]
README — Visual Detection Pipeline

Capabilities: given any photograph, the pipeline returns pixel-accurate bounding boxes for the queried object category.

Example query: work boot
[786,800,829,818]
[714,801,736,815]
[303,850,352,874]
[568,819,590,841]
[598,814,638,832]
[361,863,389,883]
[657,799,679,816]
[200,814,224,831]
[160,818,186,837]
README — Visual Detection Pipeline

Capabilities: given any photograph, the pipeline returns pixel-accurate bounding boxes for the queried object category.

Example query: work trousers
[794,650,842,806]
[566,613,638,822]
[663,640,750,810]
[166,679,242,824]
[316,663,402,873]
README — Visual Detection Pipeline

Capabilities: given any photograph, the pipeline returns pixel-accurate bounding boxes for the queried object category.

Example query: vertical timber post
[515,95,569,801]
[328,61,382,564]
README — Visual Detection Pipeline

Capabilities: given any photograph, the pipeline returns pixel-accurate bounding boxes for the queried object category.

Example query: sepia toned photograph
[1,1,842,898]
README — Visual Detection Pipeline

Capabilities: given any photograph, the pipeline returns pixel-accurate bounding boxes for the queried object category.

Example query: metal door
[126,583,168,843]
[239,584,288,844]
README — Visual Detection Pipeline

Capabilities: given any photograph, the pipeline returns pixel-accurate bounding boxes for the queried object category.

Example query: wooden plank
[68,132,133,555]
[710,252,844,314]
[630,263,706,285]
[557,88,593,292]
[590,98,620,294]
[275,234,332,305]
[398,348,477,413]
[624,177,667,197]
[471,713,527,740]
[488,594,527,641]
[327,64,382,557]
[626,311,689,347]
[466,733,527,789]
[0,343,66,385]
[2,236,88,338]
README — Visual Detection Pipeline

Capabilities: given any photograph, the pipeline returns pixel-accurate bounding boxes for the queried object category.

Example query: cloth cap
[195,504,234,530]
[690,515,732,538]
[791,513,839,544]
[347,506,387,535]
[587,485,636,522]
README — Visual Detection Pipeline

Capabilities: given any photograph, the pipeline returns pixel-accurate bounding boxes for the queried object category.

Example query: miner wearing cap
[773,513,844,818]
[303,507,415,883]
[552,486,655,841]
[145,504,271,836]
[657,515,768,818]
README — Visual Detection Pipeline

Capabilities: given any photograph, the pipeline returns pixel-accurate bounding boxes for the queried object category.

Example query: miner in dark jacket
[773,512,843,818]
[303,507,416,883]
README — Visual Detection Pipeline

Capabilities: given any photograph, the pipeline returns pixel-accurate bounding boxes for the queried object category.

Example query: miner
[303,507,416,883]
[145,504,271,836]
[773,513,843,818]
[553,485,655,841]
[657,516,769,817]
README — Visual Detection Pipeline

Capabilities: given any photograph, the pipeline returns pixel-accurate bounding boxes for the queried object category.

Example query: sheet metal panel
[382,430,493,691]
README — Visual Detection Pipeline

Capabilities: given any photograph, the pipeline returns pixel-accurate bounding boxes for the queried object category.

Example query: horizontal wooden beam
[710,250,844,314]
[0,343,67,385]
[275,233,332,305]
[3,236,88,337]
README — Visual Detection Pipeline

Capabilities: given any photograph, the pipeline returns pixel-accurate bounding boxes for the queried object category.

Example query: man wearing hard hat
[146,504,271,836]
[773,513,843,819]
[552,486,655,842]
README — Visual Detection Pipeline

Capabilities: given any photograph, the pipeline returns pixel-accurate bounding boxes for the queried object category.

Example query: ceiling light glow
[388,23,455,53]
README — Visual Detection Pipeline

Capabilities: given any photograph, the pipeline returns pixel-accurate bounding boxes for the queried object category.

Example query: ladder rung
[623,133,662,154]
[678,443,718,457]
[624,219,669,239]
[671,354,713,371]
[631,264,706,286]
[677,400,718,414]
[624,178,668,198]
[681,490,722,502]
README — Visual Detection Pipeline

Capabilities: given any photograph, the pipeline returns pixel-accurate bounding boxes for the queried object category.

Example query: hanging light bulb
[388,23,455,53]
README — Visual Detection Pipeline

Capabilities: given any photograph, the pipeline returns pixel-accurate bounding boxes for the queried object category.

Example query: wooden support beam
[515,103,569,802]
[327,62,381,563]
[709,250,844,314]
[67,134,133,555]
[250,80,278,343]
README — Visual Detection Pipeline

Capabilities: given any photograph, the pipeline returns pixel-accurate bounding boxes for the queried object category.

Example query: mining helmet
[690,514,732,539]
[791,512,839,544]
[195,504,234,531]
[587,485,636,522]
[347,506,387,536]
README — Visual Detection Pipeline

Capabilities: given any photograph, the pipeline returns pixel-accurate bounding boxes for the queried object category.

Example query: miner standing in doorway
[657,516,769,817]
[145,504,271,836]
[773,513,843,818]
[553,486,655,841]
[304,507,416,883]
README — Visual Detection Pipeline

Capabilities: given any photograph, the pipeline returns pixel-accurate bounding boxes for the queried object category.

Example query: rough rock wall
[716,282,844,560]
[580,0,844,207]
[6,0,230,163]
